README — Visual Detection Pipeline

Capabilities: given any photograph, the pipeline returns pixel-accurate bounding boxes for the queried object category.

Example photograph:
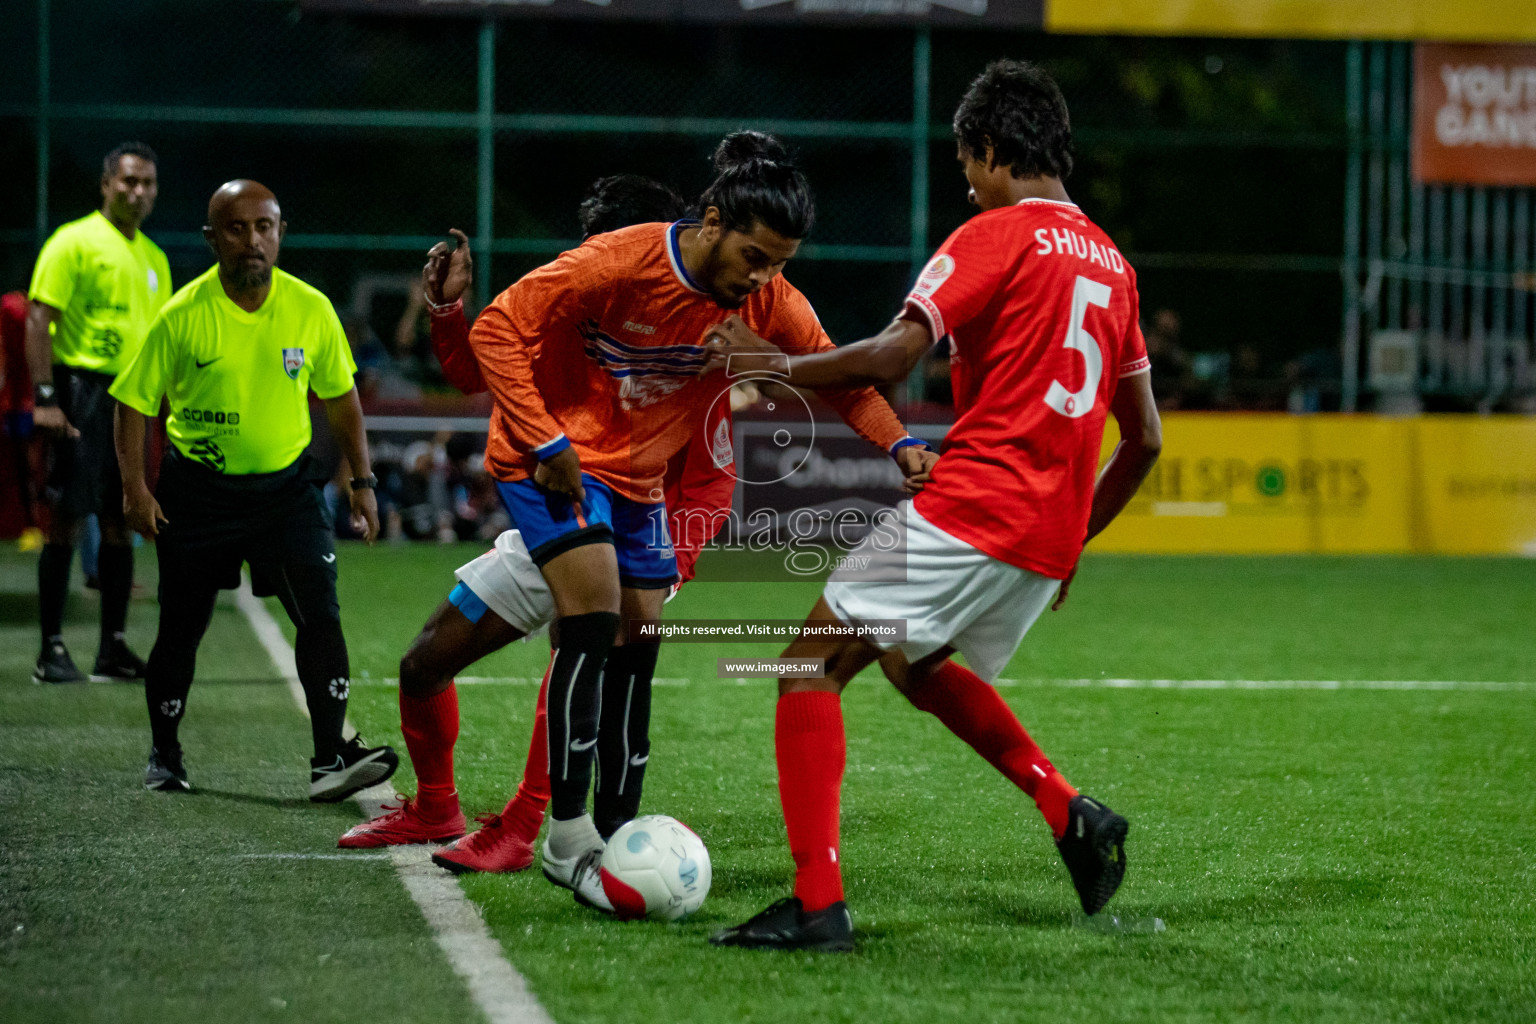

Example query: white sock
[546,812,603,860]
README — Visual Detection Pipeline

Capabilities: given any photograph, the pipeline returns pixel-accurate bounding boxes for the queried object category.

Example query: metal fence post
[1341,41,1364,412]
[35,0,51,251]
[476,17,495,305]
[907,26,931,404]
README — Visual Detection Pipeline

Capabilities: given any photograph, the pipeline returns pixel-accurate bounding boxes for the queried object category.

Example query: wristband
[425,292,463,316]
[33,382,57,407]
[349,474,378,491]
[533,434,571,460]
[889,435,932,460]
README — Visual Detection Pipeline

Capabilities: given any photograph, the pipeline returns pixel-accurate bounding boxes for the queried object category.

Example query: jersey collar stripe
[666,220,708,295]
[1016,197,1080,209]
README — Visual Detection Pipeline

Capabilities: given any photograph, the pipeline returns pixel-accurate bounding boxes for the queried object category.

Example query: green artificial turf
[0,548,477,1024]
[331,545,1536,1024]
[6,543,1535,1023]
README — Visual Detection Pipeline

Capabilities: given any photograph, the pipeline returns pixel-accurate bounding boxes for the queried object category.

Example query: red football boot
[337,797,467,849]
[431,812,539,874]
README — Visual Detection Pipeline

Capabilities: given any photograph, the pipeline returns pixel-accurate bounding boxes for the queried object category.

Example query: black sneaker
[92,635,147,682]
[33,638,86,684]
[309,736,399,803]
[1055,794,1129,916]
[710,897,854,952]
[145,746,192,792]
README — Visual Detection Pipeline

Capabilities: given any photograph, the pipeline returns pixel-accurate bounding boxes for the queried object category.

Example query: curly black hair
[578,175,688,238]
[695,130,815,239]
[952,60,1073,181]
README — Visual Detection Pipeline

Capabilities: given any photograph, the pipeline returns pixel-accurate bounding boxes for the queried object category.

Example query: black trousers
[144,451,352,762]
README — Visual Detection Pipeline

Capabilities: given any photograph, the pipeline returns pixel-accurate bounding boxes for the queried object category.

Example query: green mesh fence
[4,1,1365,404]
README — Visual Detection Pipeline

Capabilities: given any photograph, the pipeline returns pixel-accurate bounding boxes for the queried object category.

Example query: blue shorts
[496,473,677,590]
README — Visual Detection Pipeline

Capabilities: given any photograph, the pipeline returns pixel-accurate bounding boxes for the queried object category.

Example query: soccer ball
[599,815,711,921]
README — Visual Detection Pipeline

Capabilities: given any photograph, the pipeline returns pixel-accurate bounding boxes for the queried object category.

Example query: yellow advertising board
[1045,0,1536,43]
[1094,414,1536,555]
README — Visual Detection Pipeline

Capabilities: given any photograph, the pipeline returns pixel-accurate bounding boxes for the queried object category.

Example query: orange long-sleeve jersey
[468,221,909,502]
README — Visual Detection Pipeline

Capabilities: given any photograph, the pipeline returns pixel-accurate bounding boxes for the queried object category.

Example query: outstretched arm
[703,314,934,390]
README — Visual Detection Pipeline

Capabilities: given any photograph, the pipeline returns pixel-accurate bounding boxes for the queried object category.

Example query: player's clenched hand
[425,228,473,306]
[699,315,784,377]
[1051,566,1076,611]
[535,446,586,503]
[349,486,380,545]
[896,446,938,495]
[32,404,80,439]
[123,483,167,540]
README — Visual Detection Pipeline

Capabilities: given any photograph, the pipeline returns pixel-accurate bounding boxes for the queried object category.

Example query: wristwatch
[33,382,57,407]
[349,474,378,491]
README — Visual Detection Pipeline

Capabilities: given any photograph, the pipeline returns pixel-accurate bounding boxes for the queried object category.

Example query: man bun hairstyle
[578,175,689,239]
[952,59,1074,181]
[103,141,158,178]
[697,130,815,240]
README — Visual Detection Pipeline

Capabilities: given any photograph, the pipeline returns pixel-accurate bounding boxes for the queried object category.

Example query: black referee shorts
[154,450,340,615]
[44,364,123,521]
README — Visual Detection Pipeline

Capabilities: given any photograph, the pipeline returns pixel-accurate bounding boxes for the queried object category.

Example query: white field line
[234,852,391,861]
[362,673,1528,693]
[235,578,556,1024]
[993,677,1535,691]
[359,676,691,687]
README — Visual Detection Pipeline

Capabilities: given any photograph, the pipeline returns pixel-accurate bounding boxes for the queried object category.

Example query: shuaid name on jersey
[1034,227,1126,275]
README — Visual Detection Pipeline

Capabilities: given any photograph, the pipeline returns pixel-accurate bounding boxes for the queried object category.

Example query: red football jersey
[903,199,1150,579]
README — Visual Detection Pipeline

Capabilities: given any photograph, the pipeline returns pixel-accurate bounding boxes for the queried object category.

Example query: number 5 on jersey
[1044,275,1112,419]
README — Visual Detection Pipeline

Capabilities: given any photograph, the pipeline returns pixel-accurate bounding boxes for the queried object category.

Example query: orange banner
[1413,43,1536,186]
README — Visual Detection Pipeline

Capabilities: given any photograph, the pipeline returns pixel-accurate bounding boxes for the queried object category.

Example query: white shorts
[453,530,556,636]
[822,502,1061,682]
[453,530,682,637]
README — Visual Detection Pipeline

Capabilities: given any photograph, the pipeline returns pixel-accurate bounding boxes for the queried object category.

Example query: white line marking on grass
[993,677,1534,692]
[236,577,556,1024]
[235,853,392,861]
[364,676,692,688]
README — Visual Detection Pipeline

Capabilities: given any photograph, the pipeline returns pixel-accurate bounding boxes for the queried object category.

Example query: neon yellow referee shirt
[28,211,172,375]
[110,266,358,475]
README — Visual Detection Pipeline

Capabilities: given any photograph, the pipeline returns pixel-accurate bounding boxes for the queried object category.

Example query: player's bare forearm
[1083,372,1161,545]
[113,403,150,491]
[24,301,61,385]
[323,387,380,543]
[115,402,167,538]
[323,387,373,480]
[707,316,932,389]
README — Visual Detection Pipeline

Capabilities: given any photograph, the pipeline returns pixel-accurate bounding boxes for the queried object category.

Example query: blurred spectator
[1221,344,1286,411]
[444,433,507,541]
[1286,347,1343,413]
[1145,308,1196,410]
[346,314,420,403]
[394,438,451,541]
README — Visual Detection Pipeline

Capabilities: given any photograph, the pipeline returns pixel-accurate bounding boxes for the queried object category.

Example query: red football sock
[905,660,1078,839]
[776,690,846,913]
[501,658,552,840]
[400,684,460,820]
